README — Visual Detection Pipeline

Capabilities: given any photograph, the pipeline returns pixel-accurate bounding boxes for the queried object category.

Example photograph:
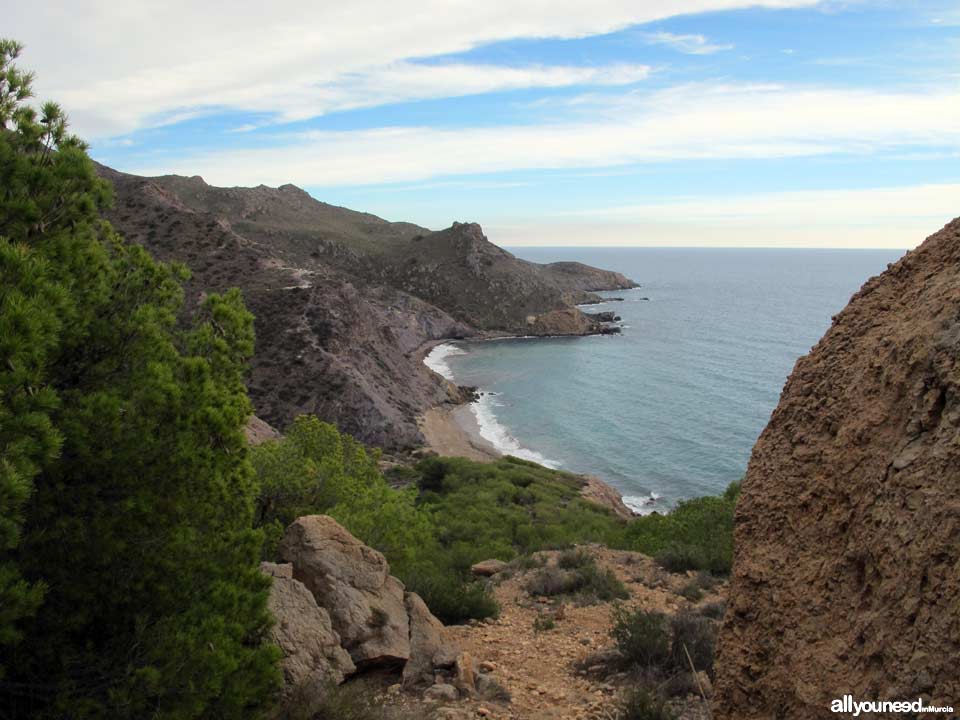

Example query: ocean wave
[622,491,664,516]
[470,393,562,469]
[423,343,466,381]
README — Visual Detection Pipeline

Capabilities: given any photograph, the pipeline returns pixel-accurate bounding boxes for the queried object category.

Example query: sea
[424,248,906,513]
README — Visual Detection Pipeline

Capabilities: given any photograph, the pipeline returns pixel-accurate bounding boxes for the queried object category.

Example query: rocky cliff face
[714,219,960,718]
[96,165,634,448]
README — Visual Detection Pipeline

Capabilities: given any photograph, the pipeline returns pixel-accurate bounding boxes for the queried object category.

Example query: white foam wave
[622,492,664,516]
[423,343,466,381]
[470,393,562,469]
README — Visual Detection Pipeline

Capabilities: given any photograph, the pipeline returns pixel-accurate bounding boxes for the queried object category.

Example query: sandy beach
[418,403,501,463]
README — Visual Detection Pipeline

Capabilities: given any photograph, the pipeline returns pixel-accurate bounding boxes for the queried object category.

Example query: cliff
[96,165,634,448]
[714,219,960,718]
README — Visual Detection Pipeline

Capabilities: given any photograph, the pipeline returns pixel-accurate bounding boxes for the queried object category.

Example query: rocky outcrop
[714,219,960,718]
[260,562,355,713]
[403,592,459,689]
[96,165,635,449]
[470,559,508,577]
[278,515,411,668]
[580,476,636,520]
[527,307,599,336]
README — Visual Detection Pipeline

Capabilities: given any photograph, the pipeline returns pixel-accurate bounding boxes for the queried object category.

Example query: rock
[244,415,282,446]
[260,562,355,713]
[476,673,512,703]
[453,651,477,696]
[579,476,635,519]
[585,310,617,322]
[430,708,472,720]
[714,219,960,718]
[424,683,460,702]
[403,592,460,689]
[478,660,497,673]
[527,307,598,336]
[279,516,409,668]
[471,559,508,577]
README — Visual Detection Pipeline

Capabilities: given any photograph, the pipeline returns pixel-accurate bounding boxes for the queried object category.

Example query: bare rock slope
[715,219,960,718]
[96,165,634,448]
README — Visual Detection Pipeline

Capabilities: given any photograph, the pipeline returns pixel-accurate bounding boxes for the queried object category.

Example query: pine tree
[0,40,280,717]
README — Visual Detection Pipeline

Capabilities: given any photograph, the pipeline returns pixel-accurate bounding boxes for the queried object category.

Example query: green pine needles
[0,40,280,718]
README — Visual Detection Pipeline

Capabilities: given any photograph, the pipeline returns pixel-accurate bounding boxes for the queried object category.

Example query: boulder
[279,515,410,667]
[470,559,507,577]
[714,219,960,718]
[453,651,476,696]
[260,562,355,713]
[403,592,459,690]
[424,683,460,702]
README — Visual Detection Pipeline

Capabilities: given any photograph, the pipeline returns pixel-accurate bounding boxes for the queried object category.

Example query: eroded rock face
[279,516,410,668]
[714,220,960,718]
[260,562,355,713]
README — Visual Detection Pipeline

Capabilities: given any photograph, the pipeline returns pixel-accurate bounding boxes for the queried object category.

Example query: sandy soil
[419,404,501,463]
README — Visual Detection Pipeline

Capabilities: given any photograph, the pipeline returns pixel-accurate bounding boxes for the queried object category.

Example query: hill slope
[96,165,635,448]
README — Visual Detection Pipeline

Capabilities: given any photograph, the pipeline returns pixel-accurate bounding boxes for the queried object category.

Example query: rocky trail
[380,547,725,720]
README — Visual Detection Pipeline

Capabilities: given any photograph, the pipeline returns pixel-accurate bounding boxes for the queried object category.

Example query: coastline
[418,403,501,463]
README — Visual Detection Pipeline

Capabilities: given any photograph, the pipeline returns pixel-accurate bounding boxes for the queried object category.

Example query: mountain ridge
[95,163,636,449]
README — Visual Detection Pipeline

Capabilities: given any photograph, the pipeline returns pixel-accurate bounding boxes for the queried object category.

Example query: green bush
[617,688,675,720]
[533,613,557,633]
[669,612,717,676]
[558,547,593,569]
[609,605,671,669]
[402,567,499,625]
[619,480,740,575]
[526,557,628,605]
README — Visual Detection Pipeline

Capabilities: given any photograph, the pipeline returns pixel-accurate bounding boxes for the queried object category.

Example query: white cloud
[227,61,652,129]
[643,31,734,54]
[488,183,960,247]
[6,0,822,137]
[127,84,960,187]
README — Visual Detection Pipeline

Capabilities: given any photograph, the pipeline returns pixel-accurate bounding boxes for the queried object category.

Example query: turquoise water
[427,248,906,513]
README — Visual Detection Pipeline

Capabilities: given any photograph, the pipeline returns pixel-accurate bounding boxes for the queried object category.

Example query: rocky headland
[96,165,634,450]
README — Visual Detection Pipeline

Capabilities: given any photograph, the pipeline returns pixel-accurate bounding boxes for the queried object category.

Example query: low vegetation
[619,481,741,574]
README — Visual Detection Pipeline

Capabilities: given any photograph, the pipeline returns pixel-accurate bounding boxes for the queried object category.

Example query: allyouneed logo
[831,695,955,716]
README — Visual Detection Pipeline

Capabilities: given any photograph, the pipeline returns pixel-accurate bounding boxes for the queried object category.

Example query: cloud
[488,183,960,247]
[229,61,652,130]
[7,0,822,137]
[642,31,734,54]
[127,84,960,187]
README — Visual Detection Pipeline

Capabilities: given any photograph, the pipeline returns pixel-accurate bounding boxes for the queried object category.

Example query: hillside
[95,165,635,448]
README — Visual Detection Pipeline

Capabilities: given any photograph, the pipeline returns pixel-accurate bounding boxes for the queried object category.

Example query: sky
[8,1,960,247]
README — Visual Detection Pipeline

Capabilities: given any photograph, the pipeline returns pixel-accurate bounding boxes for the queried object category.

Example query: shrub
[620,480,740,575]
[310,681,385,720]
[558,547,593,569]
[669,612,717,675]
[526,557,628,605]
[678,580,704,602]
[533,614,556,633]
[697,601,727,620]
[617,688,675,720]
[403,569,499,625]
[610,605,670,669]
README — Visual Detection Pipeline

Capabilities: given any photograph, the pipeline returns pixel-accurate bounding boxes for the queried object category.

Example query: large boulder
[260,562,355,713]
[403,592,459,689]
[714,219,960,718]
[279,516,410,667]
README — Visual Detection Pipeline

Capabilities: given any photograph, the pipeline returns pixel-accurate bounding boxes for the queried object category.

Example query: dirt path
[389,546,724,720]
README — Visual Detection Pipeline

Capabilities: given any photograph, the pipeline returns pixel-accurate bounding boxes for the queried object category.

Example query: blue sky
[10,0,960,246]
